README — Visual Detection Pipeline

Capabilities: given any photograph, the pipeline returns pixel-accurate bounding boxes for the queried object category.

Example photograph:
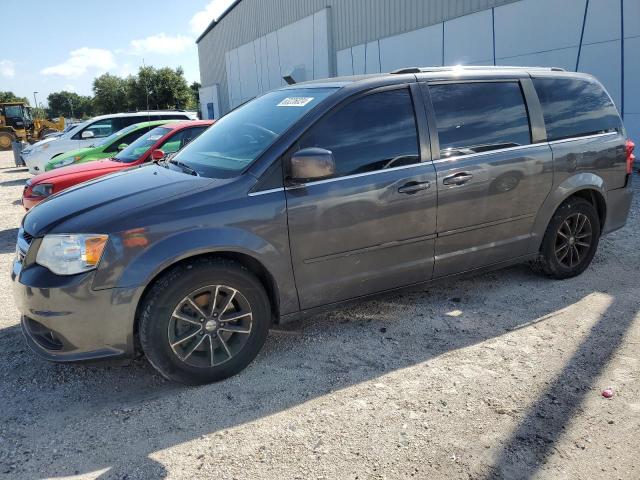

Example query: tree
[47,91,93,119]
[189,81,201,111]
[92,73,130,114]
[92,67,193,113]
[0,91,29,104]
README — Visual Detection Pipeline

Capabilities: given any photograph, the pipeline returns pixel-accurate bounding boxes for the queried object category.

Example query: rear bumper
[12,259,140,363]
[603,180,634,234]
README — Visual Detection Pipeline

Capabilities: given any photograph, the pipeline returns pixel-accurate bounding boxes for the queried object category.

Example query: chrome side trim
[286,161,433,189]
[247,187,285,197]
[547,131,619,145]
[431,142,546,165]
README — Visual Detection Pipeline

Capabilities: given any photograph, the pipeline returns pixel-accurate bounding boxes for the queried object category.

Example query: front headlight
[30,183,53,197]
[36,234,109,275]
[52,157,75,169]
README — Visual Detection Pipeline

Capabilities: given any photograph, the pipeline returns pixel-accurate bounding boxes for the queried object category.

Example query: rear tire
[0,132,15,151]
[139,258,271,385]
[531,197,601,279]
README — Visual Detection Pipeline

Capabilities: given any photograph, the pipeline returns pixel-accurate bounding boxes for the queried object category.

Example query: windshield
[96,124,138,147]
[4,106,23,118]
[171,87,337,178]
[114,126,170,163]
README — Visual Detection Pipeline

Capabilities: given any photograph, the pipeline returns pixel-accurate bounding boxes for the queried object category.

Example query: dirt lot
[0,150,638,480]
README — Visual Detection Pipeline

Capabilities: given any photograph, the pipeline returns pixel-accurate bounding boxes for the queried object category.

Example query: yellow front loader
[0,102,65,150]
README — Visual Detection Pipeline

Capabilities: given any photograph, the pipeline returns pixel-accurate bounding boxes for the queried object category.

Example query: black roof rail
[390,67,423,74]
[390,65,566,74]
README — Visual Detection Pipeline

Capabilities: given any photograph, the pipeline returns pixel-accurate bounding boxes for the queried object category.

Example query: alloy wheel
[168,285,253,368]
[554,213,593,269]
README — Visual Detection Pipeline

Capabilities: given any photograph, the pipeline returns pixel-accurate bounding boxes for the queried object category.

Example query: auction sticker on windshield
[277,97,314,107]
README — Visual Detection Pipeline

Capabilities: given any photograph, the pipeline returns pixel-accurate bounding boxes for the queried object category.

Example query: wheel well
[567,189,606,228]
[133,252,280,341]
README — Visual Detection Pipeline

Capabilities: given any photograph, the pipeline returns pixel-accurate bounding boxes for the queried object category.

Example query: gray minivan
[13,66,634,384]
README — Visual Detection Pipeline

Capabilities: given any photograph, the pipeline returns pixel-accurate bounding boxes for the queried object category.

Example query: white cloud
[130,33,194,55]
[190,0,235,35]
[63,84,76,92]
[41,48,116,78]
[0,60,15,77]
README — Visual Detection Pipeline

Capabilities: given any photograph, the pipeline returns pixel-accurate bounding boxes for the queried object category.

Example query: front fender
[528,172,606,252]
[93,226,299,315]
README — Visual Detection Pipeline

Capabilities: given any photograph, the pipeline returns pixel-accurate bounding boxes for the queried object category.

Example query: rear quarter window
[533,77,622,142]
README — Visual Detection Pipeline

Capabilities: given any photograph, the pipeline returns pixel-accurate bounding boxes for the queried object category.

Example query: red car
[22,120,214,210]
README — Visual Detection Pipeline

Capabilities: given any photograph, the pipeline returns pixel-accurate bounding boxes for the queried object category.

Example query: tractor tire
[0,132,15,151]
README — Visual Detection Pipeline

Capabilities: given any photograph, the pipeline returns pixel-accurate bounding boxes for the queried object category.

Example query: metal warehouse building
[196,0,640,140]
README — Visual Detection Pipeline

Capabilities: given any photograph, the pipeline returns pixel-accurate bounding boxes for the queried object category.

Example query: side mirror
[81,130,95,139]
[289,148,335,183]
[117,143,128,151]
[151,149,165,161]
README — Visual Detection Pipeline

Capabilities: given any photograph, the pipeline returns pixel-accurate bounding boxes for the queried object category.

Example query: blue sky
[0,0,234,106]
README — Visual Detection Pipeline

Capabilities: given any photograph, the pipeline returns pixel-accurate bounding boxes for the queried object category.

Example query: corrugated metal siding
[198,0,521,112]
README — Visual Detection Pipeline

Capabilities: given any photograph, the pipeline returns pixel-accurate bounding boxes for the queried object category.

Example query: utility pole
[33,92,39,118]
[68,98,74,120]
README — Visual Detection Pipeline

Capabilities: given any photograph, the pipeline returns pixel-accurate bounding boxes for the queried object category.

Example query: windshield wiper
[169,158,199,176]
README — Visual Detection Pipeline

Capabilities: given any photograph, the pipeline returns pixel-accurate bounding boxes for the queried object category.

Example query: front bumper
[12,255,140,363]
[21,195,43,210]
[22,152,47,175]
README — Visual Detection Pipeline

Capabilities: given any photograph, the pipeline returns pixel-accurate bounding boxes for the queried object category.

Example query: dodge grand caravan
[13,67,634,384]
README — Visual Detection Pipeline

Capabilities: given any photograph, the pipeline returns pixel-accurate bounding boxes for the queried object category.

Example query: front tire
[0,132,15,150]
[139,258,271,385]
[532,197,601,279]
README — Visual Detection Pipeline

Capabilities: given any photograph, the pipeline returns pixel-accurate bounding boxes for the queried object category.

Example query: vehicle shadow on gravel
[0,227,18,254]
[1,261,635,479]
[0,178,27,188]
[485,294,638,479]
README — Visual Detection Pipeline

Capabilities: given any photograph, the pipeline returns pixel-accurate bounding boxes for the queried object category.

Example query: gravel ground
[0,150,638,480]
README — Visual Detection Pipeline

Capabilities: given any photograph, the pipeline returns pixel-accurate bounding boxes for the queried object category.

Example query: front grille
[16,228,33,263]
[22,230,33,244]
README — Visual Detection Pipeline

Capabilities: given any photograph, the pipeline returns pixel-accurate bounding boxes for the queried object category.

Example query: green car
[44,120,175,171]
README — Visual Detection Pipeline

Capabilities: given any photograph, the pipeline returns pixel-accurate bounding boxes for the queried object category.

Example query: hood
[24,164,215,236]
[24,136,58,150]
[33,159,121,184]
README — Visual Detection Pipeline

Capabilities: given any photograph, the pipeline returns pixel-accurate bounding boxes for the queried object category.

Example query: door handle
[398,181,431,194]
[443,172,473,186]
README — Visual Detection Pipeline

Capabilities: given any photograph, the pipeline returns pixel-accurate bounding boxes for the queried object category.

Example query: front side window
[81,119,115,139]
[171,87,337,178]
[298,88,421,177]
[97,124,139,149]
[159,126,208,154]
[430,82,531,158]
[533,77,622,142]
[159,130,188,154]
[114,127,171,163]
[104,128,150,153]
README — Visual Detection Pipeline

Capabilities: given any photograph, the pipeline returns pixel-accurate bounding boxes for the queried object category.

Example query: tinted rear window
[533,77,622,142]
[429,82,531,158]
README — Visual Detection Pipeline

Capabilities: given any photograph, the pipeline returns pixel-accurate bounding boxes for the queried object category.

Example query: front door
[285,86,438,310]
[425,80,553,277]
